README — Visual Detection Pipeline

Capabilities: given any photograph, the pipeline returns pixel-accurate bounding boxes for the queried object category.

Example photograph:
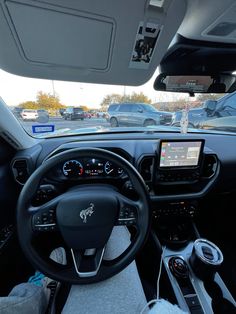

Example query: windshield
[1,69,235,138]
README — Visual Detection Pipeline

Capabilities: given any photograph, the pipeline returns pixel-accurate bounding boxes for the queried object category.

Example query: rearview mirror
[154,73,236,95]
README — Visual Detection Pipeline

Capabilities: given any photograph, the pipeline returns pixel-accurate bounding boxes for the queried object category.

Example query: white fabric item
[148,299,187,314]
[62,227,186,314]
[62,226,147,314]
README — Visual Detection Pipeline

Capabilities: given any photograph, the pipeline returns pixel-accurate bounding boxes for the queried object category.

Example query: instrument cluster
[61,158,124,179]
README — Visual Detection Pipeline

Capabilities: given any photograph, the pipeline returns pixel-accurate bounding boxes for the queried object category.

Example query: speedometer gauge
[62,160,83,178]
[104,161,123,176]
[104,161,114,175]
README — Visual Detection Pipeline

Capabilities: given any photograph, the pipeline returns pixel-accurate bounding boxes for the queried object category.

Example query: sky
[0,68,188,109]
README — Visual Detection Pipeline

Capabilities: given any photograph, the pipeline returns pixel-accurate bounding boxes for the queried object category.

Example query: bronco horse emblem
[79,203,95,223]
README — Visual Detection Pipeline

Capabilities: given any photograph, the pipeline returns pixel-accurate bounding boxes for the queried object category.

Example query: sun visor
[0,0,187,85]
[5,1,114,70]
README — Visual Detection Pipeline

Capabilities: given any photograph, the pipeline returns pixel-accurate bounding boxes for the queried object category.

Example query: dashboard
[12,131,236,219]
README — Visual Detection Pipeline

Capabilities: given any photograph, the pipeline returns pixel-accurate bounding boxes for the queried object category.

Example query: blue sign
[32,125,55,134]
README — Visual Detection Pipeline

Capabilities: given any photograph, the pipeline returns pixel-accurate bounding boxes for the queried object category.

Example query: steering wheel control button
[33,209,56,232]
[117,206,137,226]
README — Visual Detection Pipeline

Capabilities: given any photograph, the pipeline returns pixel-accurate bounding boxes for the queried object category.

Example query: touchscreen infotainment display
[159,141,202,167]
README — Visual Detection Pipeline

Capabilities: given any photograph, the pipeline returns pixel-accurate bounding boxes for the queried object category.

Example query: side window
[119,104,132,112]
[131,105,139,112]
[109,104,118,112]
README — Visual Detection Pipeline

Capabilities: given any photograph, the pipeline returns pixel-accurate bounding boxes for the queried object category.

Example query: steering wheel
[17,148,151,284]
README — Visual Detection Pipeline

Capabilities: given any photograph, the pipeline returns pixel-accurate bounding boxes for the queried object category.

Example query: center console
[151,140,235,312]
[149,139,219,230]
[163,239,236,313]
[156,140,204,185]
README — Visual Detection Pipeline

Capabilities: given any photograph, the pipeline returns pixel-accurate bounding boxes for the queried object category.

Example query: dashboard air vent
[139,157,154,182]
[202,154,218,179]
[12,159,29,184]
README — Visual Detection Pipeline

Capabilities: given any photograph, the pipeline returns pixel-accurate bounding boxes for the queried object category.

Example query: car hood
[200,116,236,132]
[40,124,208,138]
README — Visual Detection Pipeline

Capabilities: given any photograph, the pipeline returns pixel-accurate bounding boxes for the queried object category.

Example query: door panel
[0,137,33,295]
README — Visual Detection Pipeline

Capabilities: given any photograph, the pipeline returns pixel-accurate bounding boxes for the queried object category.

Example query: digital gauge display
[84,159,104,176]
[61,158,124,178]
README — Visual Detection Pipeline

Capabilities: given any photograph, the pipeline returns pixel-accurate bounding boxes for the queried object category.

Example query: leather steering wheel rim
[17,148,151,284]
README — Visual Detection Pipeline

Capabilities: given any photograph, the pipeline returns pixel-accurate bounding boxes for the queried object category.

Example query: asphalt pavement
[21,117,110,136]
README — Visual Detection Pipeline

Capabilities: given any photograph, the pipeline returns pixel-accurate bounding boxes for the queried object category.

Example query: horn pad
[56,192,118,249]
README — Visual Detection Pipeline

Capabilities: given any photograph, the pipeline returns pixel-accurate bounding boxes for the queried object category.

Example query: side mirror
[138,109,143,113]
[203,100,217,112]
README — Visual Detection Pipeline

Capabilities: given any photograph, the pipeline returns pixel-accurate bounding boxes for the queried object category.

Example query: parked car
[37,109,49,117]
[172,92,236,128]
[108,103,173,127]
[59,108,66,117]
[88,110,97,117]
[20,109,39,121]
[199,116,236,132]
[37,109,49,123]
[97,112,108,119]
[12,107,23,118]
[108,103,119,113]
[63,107,85,120]
[84,112,92,119]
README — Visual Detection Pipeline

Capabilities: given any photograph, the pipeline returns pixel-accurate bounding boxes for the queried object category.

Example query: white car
[20,109,38,121]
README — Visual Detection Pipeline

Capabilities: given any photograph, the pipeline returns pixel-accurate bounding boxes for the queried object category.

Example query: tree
[100,94,123,110]
[36,91,64,110]
[125,92,151,104]
[18,101,38,109]
[196,93,224,102]
[17,91,65,115]
[100,92,151,110]
[80,105,89,111]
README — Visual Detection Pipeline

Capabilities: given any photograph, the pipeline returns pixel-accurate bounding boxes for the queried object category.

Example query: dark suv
[172,92,236,129]
[108,103,173,127]
[63,107,85,120]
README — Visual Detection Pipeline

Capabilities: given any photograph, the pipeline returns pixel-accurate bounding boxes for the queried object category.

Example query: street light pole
[51,80,55,97]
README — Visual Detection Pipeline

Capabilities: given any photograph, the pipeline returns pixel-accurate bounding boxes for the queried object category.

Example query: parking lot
[21,117,110,136]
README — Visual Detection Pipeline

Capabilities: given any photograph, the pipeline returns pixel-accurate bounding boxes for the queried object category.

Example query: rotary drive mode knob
[169,257,189,279]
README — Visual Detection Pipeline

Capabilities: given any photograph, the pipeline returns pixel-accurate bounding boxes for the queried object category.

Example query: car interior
[1,0,236,313]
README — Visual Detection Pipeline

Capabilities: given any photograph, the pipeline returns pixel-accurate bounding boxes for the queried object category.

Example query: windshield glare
[1,69,235,138]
